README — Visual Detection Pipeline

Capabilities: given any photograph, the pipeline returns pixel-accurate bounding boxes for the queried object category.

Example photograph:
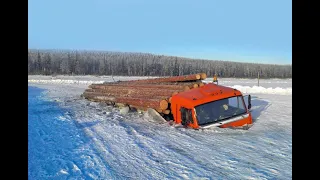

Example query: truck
[170,83,252,129]
[82,73,253,130]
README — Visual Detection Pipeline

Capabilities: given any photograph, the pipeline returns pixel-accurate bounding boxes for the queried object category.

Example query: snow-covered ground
[28,75,292,179]
[28,75,292,96]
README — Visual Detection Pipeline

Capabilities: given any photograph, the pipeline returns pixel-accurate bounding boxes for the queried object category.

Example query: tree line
[28,49,292,78]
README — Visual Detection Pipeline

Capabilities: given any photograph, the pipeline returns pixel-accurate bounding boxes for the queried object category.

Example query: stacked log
[117,74,201,84]
[82,73,207,114]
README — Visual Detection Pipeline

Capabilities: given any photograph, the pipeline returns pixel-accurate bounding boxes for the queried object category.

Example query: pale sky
[28,0,292,64]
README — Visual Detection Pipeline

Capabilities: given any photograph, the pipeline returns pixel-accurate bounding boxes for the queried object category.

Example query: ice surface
[28,75,292,179]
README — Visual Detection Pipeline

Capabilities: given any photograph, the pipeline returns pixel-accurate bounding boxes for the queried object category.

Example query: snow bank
[230,85,292,95]
[29,78,292,95]
[28,79,105,85]
[203,78,292,88]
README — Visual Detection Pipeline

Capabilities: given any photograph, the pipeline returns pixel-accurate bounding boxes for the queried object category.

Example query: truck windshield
[195,96,247,126]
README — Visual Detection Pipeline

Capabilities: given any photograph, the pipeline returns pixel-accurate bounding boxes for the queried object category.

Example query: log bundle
[82,73,207,114]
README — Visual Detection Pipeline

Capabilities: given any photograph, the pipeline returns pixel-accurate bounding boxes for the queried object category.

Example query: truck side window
[181,108,193,125]
[228,96,246,110]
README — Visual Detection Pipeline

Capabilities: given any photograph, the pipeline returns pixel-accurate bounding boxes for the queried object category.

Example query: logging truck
[82,73,253,130]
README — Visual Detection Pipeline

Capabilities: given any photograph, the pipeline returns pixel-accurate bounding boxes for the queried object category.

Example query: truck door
[180,107,194,127]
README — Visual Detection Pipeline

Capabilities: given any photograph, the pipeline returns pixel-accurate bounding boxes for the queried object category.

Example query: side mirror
[243,95,252,110]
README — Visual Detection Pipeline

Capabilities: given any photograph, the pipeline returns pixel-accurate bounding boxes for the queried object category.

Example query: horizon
[28,0,292,65]
[29,48,292,66]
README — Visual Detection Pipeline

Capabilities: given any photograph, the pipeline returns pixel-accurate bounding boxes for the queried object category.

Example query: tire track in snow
[71,102,168,179]
[85,109,211,179]
[117,118,230,178]
[71,100,257,179]
[102,120,169,179]
[74,120,122,179]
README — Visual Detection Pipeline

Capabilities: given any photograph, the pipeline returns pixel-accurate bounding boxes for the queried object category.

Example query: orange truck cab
[170,83,253,129]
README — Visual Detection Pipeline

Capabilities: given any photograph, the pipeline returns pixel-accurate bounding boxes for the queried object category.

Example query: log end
[184,86,191,91]
[199,82,205,87]
[195,74,201,80]
[172,92,178,96]
[159,99,169,110]
[200,73,207,80]
[193,84,199,88]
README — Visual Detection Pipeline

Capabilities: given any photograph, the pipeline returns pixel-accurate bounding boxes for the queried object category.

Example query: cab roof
[174,83,242,105]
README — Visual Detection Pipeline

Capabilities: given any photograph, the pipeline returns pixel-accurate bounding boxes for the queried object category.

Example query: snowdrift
[28,79,292,95]
[230,85,292,95]
[28,79,105,85]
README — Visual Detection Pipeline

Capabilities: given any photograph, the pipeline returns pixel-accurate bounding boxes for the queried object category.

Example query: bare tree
[28,49,292,78]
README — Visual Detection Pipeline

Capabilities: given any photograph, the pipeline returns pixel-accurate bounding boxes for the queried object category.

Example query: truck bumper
[199,113,253,129]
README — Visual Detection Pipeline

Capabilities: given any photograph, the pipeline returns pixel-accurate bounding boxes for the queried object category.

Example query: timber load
[82,73,207,114]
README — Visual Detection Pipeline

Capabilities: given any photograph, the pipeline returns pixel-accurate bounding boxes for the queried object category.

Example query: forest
[28,49,292,78]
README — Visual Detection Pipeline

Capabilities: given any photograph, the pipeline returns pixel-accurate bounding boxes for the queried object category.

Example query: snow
[28,75,160,85]
[28,75,292,95]
[203,78,292,88]
[28,75,292,179]
[119,106,130,115]
[231,85,292,95]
